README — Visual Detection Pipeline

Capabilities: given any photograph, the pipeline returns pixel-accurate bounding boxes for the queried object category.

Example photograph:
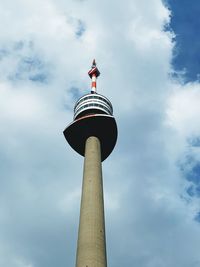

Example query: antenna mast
[88,59,100,93]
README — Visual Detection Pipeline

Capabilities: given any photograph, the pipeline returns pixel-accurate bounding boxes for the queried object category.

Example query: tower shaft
[76,136,107,267]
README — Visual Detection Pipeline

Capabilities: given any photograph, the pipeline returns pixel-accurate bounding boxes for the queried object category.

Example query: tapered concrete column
[76,136,107,267]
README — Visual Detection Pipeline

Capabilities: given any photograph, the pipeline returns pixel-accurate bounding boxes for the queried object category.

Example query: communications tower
[63,60,117,267]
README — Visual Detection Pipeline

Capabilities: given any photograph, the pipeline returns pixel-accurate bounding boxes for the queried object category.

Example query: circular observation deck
[63,93,117,161]
[74,93,113,120]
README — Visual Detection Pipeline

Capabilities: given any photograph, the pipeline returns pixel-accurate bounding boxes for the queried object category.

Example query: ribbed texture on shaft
[76,136,107,267]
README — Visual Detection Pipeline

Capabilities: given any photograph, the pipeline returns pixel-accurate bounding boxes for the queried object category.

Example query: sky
[166,0,200,82]
[0,1,200,267]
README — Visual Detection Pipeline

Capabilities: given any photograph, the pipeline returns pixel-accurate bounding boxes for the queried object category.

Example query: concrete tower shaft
[76,136,107,267]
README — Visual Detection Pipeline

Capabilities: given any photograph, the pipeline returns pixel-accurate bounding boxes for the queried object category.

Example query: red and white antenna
[88,59,100,93]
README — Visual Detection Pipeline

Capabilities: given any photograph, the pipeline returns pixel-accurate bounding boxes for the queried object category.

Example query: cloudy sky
[1,0,200,266]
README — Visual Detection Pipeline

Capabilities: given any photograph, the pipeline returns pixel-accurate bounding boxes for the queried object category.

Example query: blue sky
[166,0,200,82]
[0,1,200,267]
[165,0,200,205]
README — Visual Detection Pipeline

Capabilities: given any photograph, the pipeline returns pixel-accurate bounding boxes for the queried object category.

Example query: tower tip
[92,59,96,67]
[88,59,100,79]
[88,59,100,93]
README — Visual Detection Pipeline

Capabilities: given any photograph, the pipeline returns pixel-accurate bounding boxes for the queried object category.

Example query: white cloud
[0,0,200,267]
[167,82,200,137]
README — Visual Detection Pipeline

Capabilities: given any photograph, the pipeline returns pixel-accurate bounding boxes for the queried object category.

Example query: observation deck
[74,93,113,119]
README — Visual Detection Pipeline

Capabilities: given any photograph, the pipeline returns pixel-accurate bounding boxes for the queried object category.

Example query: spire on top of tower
[92,59,96,67]
[88,59,100,78]
[88,59,100,94]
